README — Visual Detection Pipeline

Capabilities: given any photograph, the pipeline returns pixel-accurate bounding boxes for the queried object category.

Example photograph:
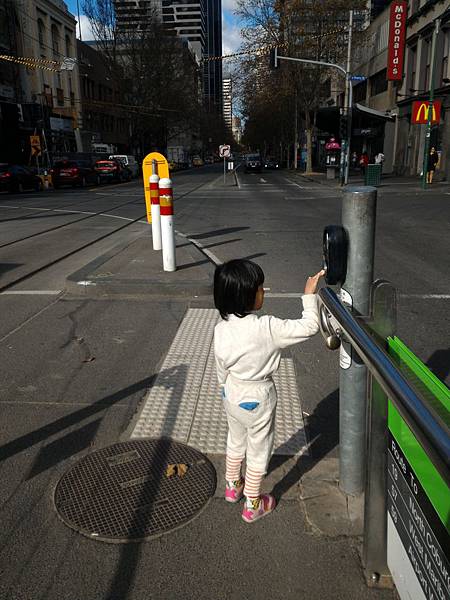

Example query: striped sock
[226,455,244,482]
[244,467,264,503]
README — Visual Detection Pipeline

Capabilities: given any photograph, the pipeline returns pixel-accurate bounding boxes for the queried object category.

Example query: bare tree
[236,0,365,171]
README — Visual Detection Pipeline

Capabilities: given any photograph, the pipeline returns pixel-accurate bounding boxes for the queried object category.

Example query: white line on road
[399,294,450,299]
[176,230,222,265]
[260,178,267,183]
[1,290,62,295]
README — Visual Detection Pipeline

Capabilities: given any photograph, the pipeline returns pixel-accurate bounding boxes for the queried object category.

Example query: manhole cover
[54,438,216,543]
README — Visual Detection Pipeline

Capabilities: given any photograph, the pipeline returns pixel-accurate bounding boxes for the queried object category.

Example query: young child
[214,259,324,523]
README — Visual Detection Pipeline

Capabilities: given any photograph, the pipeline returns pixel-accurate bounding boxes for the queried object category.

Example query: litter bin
[364,163,382,186]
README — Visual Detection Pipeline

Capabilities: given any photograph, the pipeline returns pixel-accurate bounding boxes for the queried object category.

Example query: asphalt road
[0,164,448,599]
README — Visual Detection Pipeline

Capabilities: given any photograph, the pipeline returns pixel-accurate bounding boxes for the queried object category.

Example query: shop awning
[354,103,395,121]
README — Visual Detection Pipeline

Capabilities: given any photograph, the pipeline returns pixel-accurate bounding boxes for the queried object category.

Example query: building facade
[0,0,83,163]
[77,40,130,153]
[347,0,450,178]
[222,76,232,131]
[19,0,83,155]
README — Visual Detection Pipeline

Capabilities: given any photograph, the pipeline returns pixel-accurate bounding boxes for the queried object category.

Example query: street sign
[411,100,442,125]
[30,135,41,157]
[350,75,366,82]
[387,337,449,600]
[219,144,230,158]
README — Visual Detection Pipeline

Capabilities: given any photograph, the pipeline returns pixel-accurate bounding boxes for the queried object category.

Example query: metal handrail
[318,287,450,487]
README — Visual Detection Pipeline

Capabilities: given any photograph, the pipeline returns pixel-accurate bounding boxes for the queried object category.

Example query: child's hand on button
[304,270,326,295]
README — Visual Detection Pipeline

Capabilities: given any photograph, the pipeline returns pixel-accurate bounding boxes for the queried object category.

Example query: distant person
[375,152,385,165]
[427,147,439,184]
[351,152,358,170]
[359,152,369,174]
[214,259,324,523]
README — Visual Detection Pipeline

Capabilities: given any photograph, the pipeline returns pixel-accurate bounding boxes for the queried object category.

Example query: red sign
[387,1,407,80]
[411,101,442,125]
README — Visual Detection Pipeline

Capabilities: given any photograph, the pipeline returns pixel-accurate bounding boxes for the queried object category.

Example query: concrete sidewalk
[288,169,449,190]
[60,231,397,599]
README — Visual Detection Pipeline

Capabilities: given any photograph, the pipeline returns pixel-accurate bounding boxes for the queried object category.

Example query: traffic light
[269,47,279,69]
[339,115,348,140]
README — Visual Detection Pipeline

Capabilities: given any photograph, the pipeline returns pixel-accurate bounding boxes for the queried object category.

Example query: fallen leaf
[166,463,189,478]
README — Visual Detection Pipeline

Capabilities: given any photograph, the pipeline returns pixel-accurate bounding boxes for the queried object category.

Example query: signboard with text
[387,337,449,600]
[411,101,442,125]
[387,1,407,80]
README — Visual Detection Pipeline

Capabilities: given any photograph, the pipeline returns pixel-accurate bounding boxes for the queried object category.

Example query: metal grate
[54,439,216,543]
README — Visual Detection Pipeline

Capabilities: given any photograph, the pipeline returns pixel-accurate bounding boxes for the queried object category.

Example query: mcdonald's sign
[387,1,407,80]
[411,101,442,125]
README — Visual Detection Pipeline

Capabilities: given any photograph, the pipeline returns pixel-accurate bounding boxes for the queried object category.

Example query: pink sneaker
[225,478,245,503]
[242,494,276,523]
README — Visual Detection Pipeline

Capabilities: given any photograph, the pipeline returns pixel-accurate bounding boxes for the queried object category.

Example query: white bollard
[149,174,162,251]
[158,177,176,271]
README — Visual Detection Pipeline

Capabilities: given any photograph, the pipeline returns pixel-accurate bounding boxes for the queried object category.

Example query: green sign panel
[387,337,449,600]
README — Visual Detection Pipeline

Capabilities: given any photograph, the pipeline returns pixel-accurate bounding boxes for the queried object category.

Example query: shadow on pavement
[268,389,339,501]
[190,226,249,239]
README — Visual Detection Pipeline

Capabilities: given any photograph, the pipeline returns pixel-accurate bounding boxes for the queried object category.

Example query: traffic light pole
[275,37,352,184]
[421,18,440,190]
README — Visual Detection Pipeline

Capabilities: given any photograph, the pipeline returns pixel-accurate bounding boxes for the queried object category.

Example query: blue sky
[65,0,243,55]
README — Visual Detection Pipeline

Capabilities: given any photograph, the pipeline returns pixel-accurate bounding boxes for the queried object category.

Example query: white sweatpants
[223,376,277,474]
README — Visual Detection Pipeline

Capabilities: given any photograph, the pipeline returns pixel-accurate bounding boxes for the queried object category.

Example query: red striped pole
[158,177,176,271]
[149,173,162,250]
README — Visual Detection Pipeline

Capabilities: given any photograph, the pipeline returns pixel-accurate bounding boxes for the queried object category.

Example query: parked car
[94,159,130,182]
[244,154,262,173]
[264,157,280,169]
[192,156,204,167]
[0,164,43,193]
[51,160,100,188]
[204,155,214,164]
[108,155,139,178]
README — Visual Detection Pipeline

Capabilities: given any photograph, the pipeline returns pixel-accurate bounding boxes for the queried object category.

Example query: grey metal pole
[339,185,377,495]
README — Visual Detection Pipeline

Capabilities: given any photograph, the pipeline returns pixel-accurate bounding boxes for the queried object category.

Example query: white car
[109,155,139,178]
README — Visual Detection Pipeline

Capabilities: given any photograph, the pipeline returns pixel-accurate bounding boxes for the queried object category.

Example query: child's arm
[215,355,228,386]
[268,270,324,348]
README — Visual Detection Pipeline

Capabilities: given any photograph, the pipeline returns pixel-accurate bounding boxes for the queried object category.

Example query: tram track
[0,177,216,294]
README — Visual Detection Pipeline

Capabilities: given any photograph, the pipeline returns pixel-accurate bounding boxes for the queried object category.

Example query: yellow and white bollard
[158,177,176,272]
[149,173,162,251]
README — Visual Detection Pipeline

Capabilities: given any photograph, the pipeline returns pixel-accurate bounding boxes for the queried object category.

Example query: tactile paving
[131,309,309,456]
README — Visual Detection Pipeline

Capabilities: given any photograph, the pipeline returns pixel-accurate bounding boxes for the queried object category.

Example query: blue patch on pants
[238,402,260,411]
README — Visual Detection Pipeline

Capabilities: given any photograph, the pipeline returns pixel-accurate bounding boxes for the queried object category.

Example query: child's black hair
[214,259,264,320]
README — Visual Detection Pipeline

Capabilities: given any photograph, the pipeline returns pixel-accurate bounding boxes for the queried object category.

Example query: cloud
[77,15,96,41]
[222,0,239,12]
[222,19,244,55]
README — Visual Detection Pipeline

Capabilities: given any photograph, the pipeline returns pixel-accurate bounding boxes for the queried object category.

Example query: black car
[244,154,262,173]
[264,157,280,169]
[0,164,43,193]
[51,160,100,188]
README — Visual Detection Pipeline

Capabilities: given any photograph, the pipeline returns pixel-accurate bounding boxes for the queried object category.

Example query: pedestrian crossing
[131,308,309,456]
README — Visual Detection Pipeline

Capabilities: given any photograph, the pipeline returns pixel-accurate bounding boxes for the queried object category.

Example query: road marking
[0,295,62,342]
[0,204,148,224]
[1,290,62,295]
[131,308,309,456]
[260,177,267,183]
[399,294,450,299]
[176,230,222,265]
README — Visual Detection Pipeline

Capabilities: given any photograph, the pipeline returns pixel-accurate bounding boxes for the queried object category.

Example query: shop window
[353,80,367,102]
[441,31,449,86]
[65,34,71,57]
[56,88,64,106]
[407,45,417,92]
[51,24,60,56]
[38,19,45,48]
[370,69,388,96]
[423,38,431,91]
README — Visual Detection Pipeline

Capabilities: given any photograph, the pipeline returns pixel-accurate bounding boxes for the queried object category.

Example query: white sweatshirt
[214,294,319,386]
